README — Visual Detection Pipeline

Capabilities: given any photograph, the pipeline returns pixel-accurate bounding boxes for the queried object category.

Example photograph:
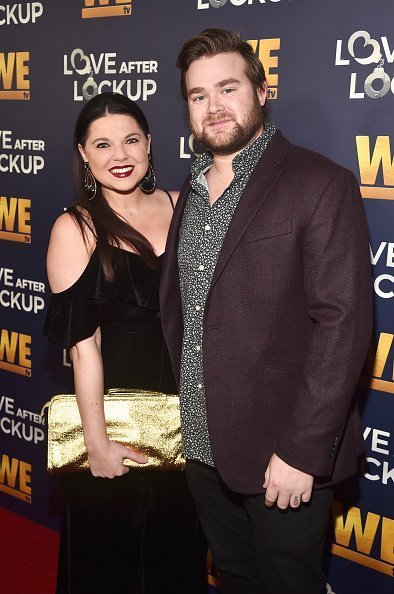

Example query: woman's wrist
[84,432,110,453]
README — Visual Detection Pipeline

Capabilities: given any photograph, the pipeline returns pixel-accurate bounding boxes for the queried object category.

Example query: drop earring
[84,161,97,200]
[139,154,156,194]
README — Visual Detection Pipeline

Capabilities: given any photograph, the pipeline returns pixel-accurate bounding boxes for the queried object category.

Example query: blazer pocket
[243,219,292,244]
[264,359,303,374]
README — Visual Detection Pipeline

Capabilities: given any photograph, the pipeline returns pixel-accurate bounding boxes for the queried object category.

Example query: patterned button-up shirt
[178,123,276,466]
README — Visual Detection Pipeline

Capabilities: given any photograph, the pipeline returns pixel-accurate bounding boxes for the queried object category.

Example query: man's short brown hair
[176,28,267,101]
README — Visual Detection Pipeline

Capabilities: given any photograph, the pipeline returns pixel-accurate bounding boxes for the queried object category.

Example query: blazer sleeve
[275,169,373,477]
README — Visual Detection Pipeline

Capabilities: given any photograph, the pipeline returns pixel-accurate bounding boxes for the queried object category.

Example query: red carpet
[0,507,59,594]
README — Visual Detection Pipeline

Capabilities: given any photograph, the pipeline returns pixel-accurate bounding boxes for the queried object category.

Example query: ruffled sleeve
[43,247,162,349]
[43,253,102,349]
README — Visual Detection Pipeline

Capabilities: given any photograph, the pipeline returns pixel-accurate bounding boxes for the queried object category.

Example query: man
[160,29,372,594]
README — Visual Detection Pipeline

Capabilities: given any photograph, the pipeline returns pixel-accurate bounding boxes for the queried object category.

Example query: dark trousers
[186,460,332,594]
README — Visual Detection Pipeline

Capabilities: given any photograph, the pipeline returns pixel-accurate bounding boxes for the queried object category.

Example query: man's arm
[264,169,373,507]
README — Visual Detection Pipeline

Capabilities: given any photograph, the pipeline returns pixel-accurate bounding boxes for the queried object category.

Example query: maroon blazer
[160,130,373,494]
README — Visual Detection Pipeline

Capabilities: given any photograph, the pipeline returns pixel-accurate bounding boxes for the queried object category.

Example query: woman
[44,92,207,594]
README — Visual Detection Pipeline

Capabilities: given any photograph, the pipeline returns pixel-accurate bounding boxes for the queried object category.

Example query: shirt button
[196,305,201,311]
[204,224,211,231]
[196,345,201,351]
[198,264,205,271]
[197,383,203,389]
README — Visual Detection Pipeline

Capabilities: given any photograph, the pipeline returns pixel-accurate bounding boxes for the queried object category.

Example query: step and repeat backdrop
[0,1,393,592]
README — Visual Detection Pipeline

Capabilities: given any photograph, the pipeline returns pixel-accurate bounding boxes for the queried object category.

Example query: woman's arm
[70,331,146,477]
[47,213,147,477]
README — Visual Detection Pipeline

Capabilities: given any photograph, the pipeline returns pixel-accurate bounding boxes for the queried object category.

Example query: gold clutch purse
[43,389,185,473]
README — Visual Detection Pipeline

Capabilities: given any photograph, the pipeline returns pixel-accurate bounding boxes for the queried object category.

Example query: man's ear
[256,82,267,107]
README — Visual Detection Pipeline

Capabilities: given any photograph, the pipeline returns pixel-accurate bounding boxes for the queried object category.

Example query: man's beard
[190,94,264,156]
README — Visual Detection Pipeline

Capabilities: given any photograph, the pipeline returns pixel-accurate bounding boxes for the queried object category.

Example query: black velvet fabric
[43,246,161,351]
[44,248,207,594]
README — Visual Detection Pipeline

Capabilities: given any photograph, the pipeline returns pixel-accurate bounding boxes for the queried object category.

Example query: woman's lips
[109,165,134,178]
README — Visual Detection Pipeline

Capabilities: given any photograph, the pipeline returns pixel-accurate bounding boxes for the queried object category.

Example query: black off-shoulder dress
[44,220,207,594]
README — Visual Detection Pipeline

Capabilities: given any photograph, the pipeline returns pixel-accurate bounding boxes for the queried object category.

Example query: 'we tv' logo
[0,454,31,503]
[362,333,394,395]
[82,0,132,19]
[331,500,393,576]
[248,38,280,100]
[0,52,30,100]
[0,328,31,377]
[0,196,31,243]
[356,136,394,200]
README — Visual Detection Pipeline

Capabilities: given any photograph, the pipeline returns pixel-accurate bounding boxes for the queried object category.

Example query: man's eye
[223,88,235,95]
[192,95,205,103]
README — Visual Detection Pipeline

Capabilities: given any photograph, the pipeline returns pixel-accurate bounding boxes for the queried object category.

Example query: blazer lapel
[164,175,190,265]
[160,175,190,324]
[208,130,289,295]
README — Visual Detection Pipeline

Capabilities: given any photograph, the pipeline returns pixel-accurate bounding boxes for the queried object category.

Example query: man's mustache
[203,113,235,127]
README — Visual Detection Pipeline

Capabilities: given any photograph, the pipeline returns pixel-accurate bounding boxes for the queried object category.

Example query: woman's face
[78,113,150,197]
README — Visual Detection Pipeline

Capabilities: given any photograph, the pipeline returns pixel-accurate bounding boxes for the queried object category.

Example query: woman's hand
[87,438,148,478]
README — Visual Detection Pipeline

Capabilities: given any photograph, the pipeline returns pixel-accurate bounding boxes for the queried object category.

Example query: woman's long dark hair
[70,92,157,280]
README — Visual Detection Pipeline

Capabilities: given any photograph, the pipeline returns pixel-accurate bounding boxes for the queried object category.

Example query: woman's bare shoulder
[47,211,96,293]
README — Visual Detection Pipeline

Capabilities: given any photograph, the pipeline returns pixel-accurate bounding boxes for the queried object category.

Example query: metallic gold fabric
[45,390,185,472]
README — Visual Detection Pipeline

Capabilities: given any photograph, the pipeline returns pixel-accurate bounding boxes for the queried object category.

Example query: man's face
[185,52,267,157]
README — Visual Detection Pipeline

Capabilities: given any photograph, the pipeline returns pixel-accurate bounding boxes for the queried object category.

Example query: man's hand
[263,453,314,510]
